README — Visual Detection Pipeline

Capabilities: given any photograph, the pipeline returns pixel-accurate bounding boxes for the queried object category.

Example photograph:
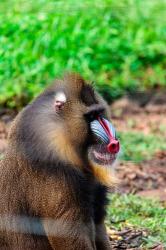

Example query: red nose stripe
[98,117,120,154]
[98,117,114,140]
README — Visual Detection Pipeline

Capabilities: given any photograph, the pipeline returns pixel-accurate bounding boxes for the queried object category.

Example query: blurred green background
[0,0,166,108]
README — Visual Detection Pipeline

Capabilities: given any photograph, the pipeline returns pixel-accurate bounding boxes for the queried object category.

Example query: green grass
[107,194,166,248]
[0,0,166,108]
[119,131,166,162]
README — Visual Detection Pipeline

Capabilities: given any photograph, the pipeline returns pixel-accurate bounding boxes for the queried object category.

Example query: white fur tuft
[55,92,67,103]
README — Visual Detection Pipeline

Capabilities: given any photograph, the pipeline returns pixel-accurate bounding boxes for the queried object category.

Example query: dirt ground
[0,92,165,250]
[109,94,165,250]
[111,94,166,201]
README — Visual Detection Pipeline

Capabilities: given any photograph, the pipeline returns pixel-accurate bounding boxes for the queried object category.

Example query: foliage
[107,194,166,247]
[0,0,166,108]
[119,131,166,162]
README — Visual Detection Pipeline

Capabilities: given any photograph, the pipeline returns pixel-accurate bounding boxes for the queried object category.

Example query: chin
[88,144,119,187]
[88,144,117,167]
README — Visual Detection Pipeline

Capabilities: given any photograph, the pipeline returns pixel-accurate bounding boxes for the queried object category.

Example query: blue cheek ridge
[90,119,116,144]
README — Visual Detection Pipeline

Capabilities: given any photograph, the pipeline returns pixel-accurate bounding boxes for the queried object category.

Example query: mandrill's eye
[54,92,67,112]
[84,104,105,122]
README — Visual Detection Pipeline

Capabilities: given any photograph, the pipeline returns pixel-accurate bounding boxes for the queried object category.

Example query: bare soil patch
[111,94,166,201]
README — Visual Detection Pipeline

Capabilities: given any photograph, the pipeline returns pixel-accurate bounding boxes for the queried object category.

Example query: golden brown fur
[0,73,114,249]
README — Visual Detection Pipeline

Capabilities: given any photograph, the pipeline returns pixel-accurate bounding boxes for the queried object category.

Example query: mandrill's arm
[43,218,96,250]
[93,185,111,250]
[31,173,96,250]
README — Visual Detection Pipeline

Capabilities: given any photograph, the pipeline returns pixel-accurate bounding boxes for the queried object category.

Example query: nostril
[107,140,120,154]
[111,143,116,148]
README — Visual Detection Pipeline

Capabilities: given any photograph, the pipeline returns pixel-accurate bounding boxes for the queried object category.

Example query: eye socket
[84,112,97,122]
[84,105,105,122]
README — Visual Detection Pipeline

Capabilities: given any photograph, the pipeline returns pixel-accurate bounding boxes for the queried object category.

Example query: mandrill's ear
[54,91,67,111]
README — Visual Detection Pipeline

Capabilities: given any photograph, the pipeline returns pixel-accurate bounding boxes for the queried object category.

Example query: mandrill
[0,73,120,250]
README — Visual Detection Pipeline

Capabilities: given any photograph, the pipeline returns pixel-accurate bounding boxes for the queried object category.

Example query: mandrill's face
[50,74,120,168]
[14,74,120,185]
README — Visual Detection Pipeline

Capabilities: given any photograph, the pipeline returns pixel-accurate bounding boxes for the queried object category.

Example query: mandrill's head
[9,73,120,186]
